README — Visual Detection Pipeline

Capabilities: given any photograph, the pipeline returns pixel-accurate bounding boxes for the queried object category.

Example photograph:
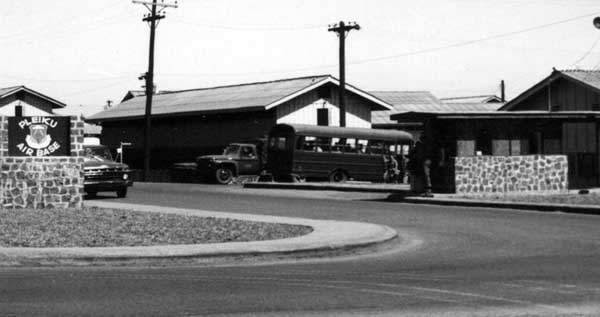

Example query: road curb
[403,196,600,215]
[244,182,600,216]
[244,182,410,193]
[0,201,399,266]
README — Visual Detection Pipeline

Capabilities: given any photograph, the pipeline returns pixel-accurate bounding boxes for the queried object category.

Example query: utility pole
[133,0,177,181]
[328,21,360,127]
[500,80,505,103]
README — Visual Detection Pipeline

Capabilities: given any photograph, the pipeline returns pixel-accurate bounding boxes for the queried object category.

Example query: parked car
[83,144,133,198]
[196,143,262,184]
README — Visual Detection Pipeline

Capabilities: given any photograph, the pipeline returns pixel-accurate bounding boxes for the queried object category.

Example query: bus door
[267,134,293,176]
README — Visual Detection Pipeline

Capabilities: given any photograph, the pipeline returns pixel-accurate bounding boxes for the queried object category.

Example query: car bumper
[84,180,133,192]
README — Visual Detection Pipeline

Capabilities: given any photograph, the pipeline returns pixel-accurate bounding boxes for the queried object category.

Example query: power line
[175,19,323,31]
[56,79,132,99]
[570,34,600,68]
[350,11,600,65]
[160,11,600,78]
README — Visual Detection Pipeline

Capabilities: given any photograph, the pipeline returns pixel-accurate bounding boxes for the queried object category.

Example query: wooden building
[86,75,393,169]
[372,91,499,142]
[0,86,65,116]
[390,69,600,190]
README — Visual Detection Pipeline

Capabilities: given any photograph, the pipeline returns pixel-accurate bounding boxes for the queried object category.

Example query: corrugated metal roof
[0,86,23,97]
[89,75,333,121]
[561,69,600,91]
[440,95,503,103]
[391,110,600,121]
[372,91,501,125]
[370,91,443,125]
[0,85,65,108]
[439,102,502,112]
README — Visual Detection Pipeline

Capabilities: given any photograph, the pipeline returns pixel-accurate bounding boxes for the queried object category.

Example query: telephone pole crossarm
[133,0,177,181]
[133,0,178,9]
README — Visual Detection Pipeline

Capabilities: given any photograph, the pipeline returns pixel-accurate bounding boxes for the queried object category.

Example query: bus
[266,124,413,182]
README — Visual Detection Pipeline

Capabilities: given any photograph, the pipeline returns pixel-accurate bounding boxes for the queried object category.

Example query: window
[367,140,384,154]
[298,136,317,152]
[224,144,241,156]
[315,137,331,152]
[268,137,288,150]
[528,131,542,154]
[475,129,492,155]
[15,104,22,117]
[317,108,329,126]
[343,138,357,153]
[241,146,255,158]
[356,139,368,154]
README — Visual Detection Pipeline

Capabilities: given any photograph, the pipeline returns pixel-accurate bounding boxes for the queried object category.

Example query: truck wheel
[215,167,233,184]
[329,170,348,183]
[116,187,127,198]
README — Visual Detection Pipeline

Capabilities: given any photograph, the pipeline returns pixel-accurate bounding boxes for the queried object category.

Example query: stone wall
[0,116,84,208]
[454,155,568,196]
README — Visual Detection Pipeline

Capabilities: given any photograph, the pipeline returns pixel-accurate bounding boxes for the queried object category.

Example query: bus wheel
[215,167,234,184]
[329,170,348,183]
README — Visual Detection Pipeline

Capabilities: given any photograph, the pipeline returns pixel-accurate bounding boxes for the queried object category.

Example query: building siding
[0,91,56,115]
[100,110,277,169]
[518,78,600,111]
[0,99,53,116]
[276,86,371,128]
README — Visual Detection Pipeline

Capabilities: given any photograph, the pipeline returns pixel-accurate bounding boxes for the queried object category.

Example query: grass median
[0,207,313,248]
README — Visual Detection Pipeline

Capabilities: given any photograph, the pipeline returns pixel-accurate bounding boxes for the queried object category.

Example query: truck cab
[83,144,133,198]
[195,143,261,184]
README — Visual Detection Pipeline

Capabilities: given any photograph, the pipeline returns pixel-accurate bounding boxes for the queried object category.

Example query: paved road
[2,183,600,316]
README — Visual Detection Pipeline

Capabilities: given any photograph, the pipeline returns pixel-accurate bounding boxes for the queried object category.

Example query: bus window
[356,139,368,154]
[316,137,331,152]
[368,140,384,154]
[269,137,288,150]
[331,138,342,152]
[383,142,394,154]
[299,136,317,152]
[343,138,356,153]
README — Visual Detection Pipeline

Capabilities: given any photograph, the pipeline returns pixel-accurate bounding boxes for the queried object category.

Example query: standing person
[423,157,433,197]
[408,138,433,196]
[398,153,408,183]
[407,141,424,192]
[388,154,399,183]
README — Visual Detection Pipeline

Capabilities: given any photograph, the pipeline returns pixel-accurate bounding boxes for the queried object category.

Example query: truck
[83,144,133,198]
[195,143,263,184]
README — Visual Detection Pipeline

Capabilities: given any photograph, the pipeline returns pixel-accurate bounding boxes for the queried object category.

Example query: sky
[1,0,600,116]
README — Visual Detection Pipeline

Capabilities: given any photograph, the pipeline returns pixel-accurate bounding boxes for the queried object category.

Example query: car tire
[215,167,234,184]
[329,170,348,183]
[116,187,127,198]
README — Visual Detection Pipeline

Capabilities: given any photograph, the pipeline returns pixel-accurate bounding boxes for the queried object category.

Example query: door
[563,122,598,188]
[238,145,260,175]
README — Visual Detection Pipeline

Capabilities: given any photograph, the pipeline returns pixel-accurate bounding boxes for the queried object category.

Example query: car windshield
[223,145,240,156]
[84,147,113,162]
